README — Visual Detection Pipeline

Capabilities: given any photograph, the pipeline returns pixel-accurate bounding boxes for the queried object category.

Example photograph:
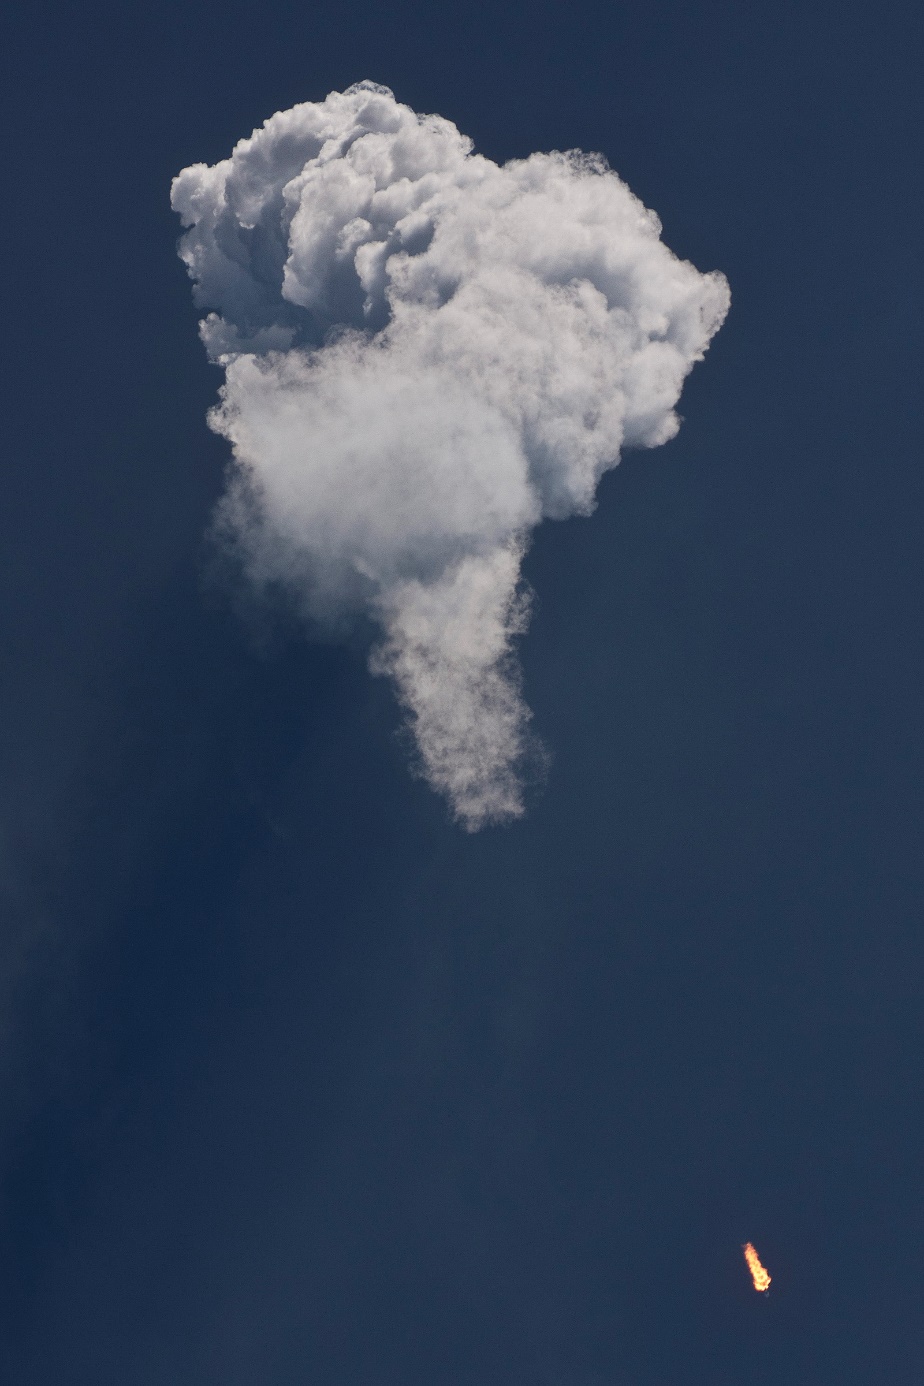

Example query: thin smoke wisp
[172,82,729,829]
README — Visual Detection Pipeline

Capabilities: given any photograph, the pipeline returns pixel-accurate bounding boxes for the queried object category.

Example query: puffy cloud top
[173,82,729,828]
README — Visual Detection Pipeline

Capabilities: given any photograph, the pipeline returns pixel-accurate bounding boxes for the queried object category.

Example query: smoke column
[172,82,729,829]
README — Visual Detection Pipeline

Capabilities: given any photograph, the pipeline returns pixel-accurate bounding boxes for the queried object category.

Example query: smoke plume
[172,81,729,829]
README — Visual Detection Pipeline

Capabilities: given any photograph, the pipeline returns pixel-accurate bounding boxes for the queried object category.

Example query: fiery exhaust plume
[743,1242,771,1294]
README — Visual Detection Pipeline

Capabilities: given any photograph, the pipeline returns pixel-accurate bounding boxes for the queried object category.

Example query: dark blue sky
[2,1,922,1382]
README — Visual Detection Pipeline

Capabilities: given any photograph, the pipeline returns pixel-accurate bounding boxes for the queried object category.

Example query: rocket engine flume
[743,1242,772,1295]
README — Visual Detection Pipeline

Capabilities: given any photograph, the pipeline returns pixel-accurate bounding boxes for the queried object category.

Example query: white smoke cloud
[172,81,729,829]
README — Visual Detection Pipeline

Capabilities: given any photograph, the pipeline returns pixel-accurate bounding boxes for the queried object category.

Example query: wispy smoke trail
[172,81,729,829]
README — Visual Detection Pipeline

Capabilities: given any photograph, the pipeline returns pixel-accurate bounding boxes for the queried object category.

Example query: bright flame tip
[742,1241,771,1294]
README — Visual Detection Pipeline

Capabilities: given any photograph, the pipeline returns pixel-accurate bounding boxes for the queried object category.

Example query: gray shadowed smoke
[172,81,729,830]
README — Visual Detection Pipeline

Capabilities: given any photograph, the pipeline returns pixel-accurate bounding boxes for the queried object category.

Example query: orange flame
[742,1242,771,1293]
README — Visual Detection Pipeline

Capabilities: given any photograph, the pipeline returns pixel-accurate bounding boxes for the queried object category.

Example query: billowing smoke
[172,81,729,829]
